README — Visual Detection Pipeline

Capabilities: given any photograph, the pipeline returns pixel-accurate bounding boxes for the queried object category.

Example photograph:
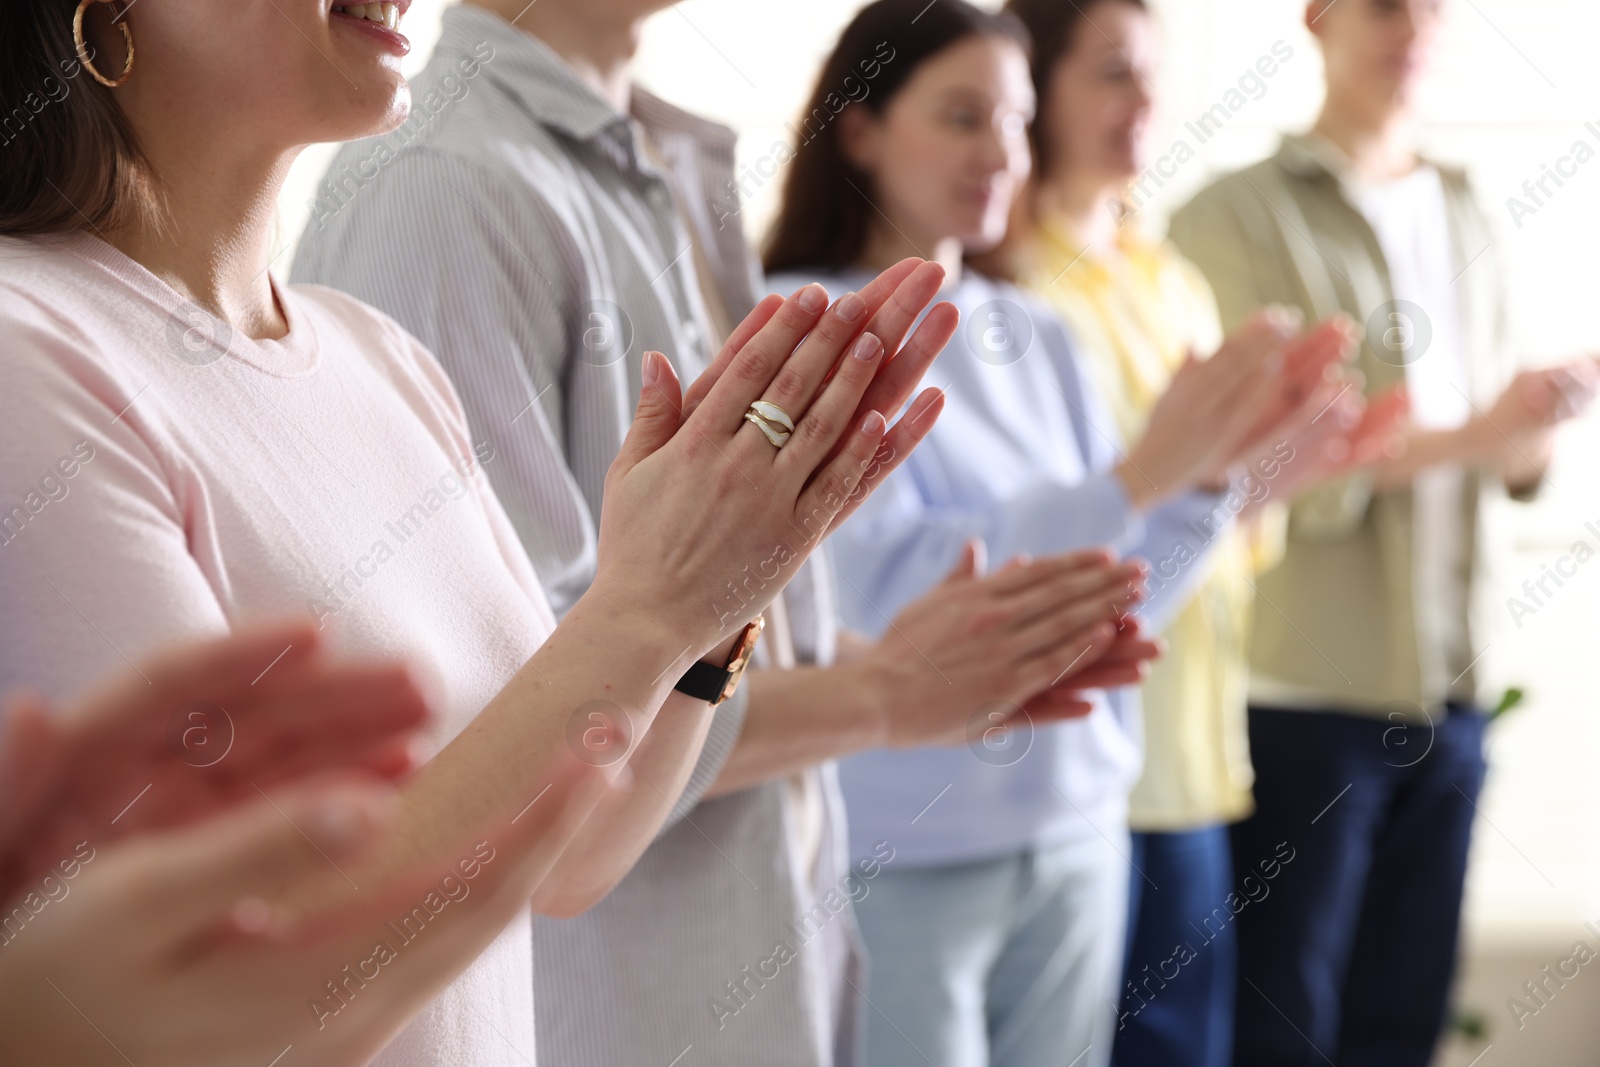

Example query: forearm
[838,473,1141,630]
[833,630,875,666]
[529,689,718,916]
[704,662,888,798]
[1116,460,1180,513]
[1133,487,1232,632]
[1371,420,1502,489]
[509,622,744,916]
[308,593,691,913]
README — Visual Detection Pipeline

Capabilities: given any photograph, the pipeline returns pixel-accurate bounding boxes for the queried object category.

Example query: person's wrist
[1114,460,1162,512]
[698,631,743,672]
[849,644,900,750]
[1503,426,1554,489]
[1459,413,1510,464]
[566,582,707,690]
[1527,425,1557,462]
[1196,463,1236,495]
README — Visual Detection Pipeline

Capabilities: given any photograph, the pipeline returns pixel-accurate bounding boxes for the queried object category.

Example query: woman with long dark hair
[765,2,1358,1063]
[0,1,952,1062]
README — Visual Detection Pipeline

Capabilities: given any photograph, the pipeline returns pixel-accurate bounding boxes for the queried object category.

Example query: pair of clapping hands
[1135,308,1600,504]
[1122,309,1407,510]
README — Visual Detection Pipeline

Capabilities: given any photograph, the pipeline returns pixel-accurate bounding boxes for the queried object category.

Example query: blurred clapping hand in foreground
[0,623,620,1067]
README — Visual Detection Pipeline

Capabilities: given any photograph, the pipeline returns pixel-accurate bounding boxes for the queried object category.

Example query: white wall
[276,4,1600,1058]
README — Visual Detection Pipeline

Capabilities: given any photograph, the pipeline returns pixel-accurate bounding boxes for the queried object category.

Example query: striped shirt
[291,7,861,1066]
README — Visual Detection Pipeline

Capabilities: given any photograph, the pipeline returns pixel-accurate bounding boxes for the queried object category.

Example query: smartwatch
[674,616,764,706]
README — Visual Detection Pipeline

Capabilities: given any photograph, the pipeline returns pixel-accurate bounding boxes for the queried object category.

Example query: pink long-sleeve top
[0,231,556,1065]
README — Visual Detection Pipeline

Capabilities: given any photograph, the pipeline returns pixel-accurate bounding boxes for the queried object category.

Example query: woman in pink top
[0,2,954,1064]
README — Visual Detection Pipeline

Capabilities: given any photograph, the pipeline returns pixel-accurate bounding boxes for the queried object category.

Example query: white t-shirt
[1345,164,1476,698]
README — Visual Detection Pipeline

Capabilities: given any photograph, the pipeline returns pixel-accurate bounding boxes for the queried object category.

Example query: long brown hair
[0,1,151,236]
[972,0,1149,281]
[761,0,1030,275]
[1003,0,1149,182]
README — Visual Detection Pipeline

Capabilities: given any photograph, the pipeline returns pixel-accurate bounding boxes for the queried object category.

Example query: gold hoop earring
[73,0,135,89]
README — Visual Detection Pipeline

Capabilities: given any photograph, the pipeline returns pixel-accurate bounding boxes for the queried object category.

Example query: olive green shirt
[1168,134,1528,720]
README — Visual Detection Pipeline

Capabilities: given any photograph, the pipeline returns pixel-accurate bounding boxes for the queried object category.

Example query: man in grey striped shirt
[296,7,866,1058]
[293,2,1139,1063]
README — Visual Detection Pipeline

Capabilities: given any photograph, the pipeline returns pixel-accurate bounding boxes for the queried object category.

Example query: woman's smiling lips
[956,184,1003,209]
[330,1,412,57]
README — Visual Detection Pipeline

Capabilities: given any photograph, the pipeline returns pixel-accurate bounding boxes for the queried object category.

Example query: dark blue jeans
[1112,825,1236,1067]
[1230,703,1487,1067]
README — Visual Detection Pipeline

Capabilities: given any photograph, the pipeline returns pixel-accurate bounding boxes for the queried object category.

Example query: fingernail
[860,410,886,435]
[1263,309,1298,339]
[798,284,828,313]
[835,292,865,323]
[642,351,660,386]
[852,333,882,361]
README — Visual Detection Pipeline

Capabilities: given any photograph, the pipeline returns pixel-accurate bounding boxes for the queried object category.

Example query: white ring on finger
[744,409,791,449]
[749,400,796,434]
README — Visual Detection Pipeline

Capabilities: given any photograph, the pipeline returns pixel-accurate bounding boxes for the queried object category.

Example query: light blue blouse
[769,268,1232,868]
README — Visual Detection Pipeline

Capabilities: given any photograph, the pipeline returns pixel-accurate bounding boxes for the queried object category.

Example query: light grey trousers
[853,830,1130,1067]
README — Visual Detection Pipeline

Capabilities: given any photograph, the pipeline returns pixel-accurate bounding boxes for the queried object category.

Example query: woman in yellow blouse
[996,2,1387,1064]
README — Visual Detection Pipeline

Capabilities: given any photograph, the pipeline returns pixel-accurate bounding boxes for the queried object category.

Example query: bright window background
[277,2,1600,1056]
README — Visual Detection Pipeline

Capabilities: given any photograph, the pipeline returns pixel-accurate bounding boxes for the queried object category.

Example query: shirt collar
[1275,130,1464,189]
[439,5,625,142]
[631,87,738,156]
[1036,209,1163,284]
[1278,131,1355,181]
[437,6,736,156]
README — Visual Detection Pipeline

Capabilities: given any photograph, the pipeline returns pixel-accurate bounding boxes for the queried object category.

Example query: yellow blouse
[1024,213,1259,830]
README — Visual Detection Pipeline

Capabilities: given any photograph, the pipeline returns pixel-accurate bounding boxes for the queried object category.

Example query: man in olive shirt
[1170,2,1597,1064]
